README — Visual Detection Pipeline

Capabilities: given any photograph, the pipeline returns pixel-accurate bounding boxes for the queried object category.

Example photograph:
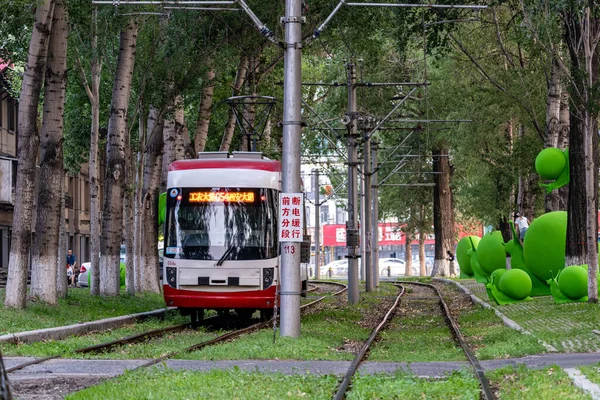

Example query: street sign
[279,193,303,242]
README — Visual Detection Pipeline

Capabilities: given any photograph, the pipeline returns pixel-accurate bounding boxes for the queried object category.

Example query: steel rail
[333,284,405,400]
[398,281,496,400]
[130,282,348,370]
[6,282,348,375]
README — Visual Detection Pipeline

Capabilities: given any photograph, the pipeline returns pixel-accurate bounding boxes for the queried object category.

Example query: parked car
[320,259,348,277]
[77,262,126,288]
[378,258,418,277]
[77,262,91,287]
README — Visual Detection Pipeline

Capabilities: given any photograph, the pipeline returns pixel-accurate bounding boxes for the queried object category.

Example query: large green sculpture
[535,147,569,193]
[523,211,567,282]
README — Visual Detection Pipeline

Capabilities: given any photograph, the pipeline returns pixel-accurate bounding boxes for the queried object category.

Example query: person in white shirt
[515,212,529,242]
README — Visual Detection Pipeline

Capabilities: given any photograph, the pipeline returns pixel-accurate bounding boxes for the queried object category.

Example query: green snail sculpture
[535,147,569,193]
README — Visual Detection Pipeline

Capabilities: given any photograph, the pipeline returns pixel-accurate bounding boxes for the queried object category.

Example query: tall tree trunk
[418,204,427,277]
[30,0,68,304]
[5,0,55,309]
[100,19,138,296]
[564,7,599,302]
[57,177,68,298]
[557,89,570,210]
[544,56,564,212]
[124,119,135,295]
[75,7,104,296]
[431,147,455,277]
[140,106,163,293]
[161,94,187,192]
[516,125,538,219]
[133,108,146,293]
[404,231,413,276]
[194,63,215,154]
[220,55,248,152]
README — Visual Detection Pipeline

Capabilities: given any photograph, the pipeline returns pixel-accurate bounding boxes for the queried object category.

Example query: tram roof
[169,158,280,172]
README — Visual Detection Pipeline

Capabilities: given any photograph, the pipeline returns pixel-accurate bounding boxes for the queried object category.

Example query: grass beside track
[178,283,400,361]
[486,365,591,399]
[0,288,166,335]
[67,367,340,400]
[0,312,191,357]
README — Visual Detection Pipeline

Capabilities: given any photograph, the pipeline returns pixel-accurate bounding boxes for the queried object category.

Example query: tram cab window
[165,187,278,261]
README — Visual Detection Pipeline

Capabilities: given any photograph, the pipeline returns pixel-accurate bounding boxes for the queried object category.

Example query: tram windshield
[164,187,278,261]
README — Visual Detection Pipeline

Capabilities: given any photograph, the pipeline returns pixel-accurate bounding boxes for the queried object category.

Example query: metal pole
[346,62,359,305]
[363,124,373,291]
[280,0,302,337]
[371,141,379,287]
[360,171,366,282]
[313,169,321,280]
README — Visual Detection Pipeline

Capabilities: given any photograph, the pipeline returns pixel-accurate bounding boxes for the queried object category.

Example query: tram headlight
[167,267,177,288]
[263,268,274,289]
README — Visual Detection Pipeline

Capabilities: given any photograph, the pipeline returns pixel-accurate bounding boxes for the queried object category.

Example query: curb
[565,368,600,400]
[434,278,558,353]
[0,308,174,344]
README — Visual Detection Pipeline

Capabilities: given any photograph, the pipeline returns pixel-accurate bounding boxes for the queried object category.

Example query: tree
[30,0,69,304]
[5,0,55,309]
[100,18,138,296]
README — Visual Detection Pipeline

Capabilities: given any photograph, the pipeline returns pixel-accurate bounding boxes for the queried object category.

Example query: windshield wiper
[216,245,236,266]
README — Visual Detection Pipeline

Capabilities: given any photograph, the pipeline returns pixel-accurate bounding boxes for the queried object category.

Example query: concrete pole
[313,169,320,279]
[280,0,302,337]
[346,61,359,305]
[371,141,380,287]
[364,128,373,291]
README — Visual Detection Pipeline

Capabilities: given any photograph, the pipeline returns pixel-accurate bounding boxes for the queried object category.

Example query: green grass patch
[0,288,166,335]
[348,369,480,399]
[67,367,339,399]
[369,313,466,362]
[577,363,600,385]
[0,313,202,358]
[487,365,591,399]
[182,286,400,361]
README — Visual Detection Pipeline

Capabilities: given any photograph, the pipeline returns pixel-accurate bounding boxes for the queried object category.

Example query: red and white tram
[163,152,306,326]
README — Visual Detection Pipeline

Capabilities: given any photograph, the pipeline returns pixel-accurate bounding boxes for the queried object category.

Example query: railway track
[5,281,347,376]
[332,281,495,400]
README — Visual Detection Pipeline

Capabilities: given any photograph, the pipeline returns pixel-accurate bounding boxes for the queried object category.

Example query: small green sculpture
[486,268,533,305]
[547,265,588,304]
[535,147,569,193]
[456,235,480,278]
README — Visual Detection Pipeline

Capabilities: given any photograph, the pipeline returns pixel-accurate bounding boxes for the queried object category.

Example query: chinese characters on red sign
[279,193,304,242]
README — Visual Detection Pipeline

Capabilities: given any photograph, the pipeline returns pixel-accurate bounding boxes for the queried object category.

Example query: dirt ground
[9,376,106,400]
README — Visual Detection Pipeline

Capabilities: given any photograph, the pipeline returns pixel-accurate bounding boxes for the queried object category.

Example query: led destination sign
[188,191,255,203]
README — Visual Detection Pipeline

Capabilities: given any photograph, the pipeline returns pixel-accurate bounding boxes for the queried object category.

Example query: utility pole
[313,169,320,279]
[345,61,359,305]
[280,0,303,337]
[360,174,366,281]
[362,118,373,291]
[371,141,380,287]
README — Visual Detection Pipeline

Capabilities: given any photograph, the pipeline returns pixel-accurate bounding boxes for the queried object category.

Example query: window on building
[8,99,15,133]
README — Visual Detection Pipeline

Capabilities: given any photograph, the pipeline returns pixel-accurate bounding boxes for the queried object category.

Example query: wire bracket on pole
[279,291,302,296]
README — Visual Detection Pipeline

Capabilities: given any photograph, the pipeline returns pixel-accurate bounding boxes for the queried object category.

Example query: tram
[162,151,307,326]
